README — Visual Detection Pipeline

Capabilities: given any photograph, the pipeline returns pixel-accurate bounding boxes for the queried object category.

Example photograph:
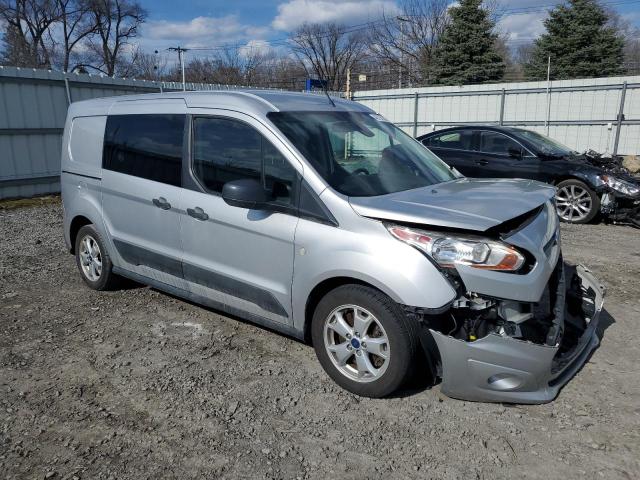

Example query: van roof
[68,89,372,117]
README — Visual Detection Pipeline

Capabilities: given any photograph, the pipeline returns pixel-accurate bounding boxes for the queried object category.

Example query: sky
[137,0,640,63]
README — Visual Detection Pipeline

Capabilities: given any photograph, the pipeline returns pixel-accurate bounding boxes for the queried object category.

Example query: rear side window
[67,116,106,176]
[424,130,472,150]
[478,131,522,155]
[192,117,297,208]
[103,114,185,186]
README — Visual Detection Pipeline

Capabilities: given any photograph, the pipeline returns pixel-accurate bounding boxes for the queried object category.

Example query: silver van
[61,91,604,403]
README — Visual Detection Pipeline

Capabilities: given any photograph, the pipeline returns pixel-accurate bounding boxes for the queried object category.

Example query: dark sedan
[418,126,640,224]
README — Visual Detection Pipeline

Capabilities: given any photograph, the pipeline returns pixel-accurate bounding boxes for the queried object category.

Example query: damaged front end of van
[352,180,605,404]
[414,262,604,404]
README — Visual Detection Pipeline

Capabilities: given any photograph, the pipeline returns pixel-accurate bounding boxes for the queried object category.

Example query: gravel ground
[1,201,639,480]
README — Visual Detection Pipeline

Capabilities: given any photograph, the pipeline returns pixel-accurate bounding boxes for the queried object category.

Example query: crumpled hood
[349,178,556,232]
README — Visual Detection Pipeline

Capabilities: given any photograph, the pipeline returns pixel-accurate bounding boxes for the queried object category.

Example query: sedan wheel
[555,180,599,224]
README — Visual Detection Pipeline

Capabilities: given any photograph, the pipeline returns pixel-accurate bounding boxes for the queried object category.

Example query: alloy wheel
[79,234,102,281]
[323,304,390,383]
[555,185,593,222]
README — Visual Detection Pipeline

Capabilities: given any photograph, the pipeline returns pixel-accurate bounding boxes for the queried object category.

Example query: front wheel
[311,284,421,398]
[555,179,600,224]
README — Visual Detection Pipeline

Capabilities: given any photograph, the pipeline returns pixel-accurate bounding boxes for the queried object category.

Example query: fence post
[64,75,72,105]
[412,92,419,138]
[499,88,506,126]
[613,81,627,157]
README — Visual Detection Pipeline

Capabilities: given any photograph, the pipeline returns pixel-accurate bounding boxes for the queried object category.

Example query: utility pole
[397,16,410,90]
[154,50,163,93]
[346,68,351,99]
[545,56,552,136]
[168,46,189,91]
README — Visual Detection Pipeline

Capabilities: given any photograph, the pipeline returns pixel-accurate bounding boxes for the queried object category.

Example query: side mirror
[508,147,523,159]
[222,178,271,209]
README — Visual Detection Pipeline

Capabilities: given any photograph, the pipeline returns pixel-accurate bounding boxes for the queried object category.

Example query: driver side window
[192,117,297,208]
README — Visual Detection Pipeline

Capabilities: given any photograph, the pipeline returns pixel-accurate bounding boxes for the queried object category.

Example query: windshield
[268,111,457,197]
[516,129,576,157]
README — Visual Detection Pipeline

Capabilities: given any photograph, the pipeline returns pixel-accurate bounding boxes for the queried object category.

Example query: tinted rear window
[424,130,473,150]
[103,114,185,186]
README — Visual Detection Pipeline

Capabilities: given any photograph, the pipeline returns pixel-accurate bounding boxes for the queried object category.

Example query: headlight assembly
[387,225,525,272]
[599,175,640,197]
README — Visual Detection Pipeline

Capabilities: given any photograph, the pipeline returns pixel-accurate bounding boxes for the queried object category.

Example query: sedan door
[179,112,301,325]
[421,129,477,176]
[471,130,541,180]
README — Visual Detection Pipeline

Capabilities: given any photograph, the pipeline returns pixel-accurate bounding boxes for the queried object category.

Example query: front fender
[565,168,603,191]
[291,218,457,332]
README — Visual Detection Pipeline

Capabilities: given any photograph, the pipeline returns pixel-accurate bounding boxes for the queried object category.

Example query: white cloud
[239,39,274,57]
[497,12,547,45]
[142,15,266,50]
[271,0,399,31]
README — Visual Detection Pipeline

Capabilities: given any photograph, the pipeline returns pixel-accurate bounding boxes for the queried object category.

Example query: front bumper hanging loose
[430,263,605,404]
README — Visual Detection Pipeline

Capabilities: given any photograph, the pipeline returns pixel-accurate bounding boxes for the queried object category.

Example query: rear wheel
[75,224,121,290]
[311,284,421,398]
[555,179,600,224]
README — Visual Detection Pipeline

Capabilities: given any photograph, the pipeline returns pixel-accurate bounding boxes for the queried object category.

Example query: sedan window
[425,130,473,150]
[478,131,523,155]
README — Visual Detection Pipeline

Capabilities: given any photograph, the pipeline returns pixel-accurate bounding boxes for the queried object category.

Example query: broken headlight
[599,174,640,197]
[387,225,525,272]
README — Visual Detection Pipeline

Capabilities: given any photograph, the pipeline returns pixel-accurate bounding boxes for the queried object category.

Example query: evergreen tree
[0,23,38,68]
[431,0,504,85]
[525,0,624,80]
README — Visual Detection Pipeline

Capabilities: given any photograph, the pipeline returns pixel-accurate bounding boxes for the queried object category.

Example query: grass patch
[0,195,61,210]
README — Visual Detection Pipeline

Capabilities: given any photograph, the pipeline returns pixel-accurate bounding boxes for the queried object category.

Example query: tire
[311,284,421,398]
[555,179,600,224]
[74,224,121,290]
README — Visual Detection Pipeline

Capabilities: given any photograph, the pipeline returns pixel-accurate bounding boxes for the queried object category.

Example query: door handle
[187,207,209,221]
[152,197,171,210]
[475,160,489,166]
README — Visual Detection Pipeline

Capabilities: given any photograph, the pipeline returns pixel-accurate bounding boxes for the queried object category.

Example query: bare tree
[625,33,640,74]
[124,47,166,80]
[254,54,307,89]
[0,0,61,68]
[111,45,167,79]
[211,47,256,85]
[238,46,270,85]
[605,6,640,74]
[493,34,525,81]
[177,46,272,86]
[85,0,145,76]
[55,0,97,71]
[291,22,366,91]
[369,0,450,86]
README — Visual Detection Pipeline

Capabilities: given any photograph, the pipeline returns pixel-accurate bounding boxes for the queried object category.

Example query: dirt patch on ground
[1,204,639,479]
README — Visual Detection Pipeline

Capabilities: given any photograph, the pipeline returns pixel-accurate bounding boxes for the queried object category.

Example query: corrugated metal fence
[353,75,640,158]
[2,67,639,199]
[0,66,276,199]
